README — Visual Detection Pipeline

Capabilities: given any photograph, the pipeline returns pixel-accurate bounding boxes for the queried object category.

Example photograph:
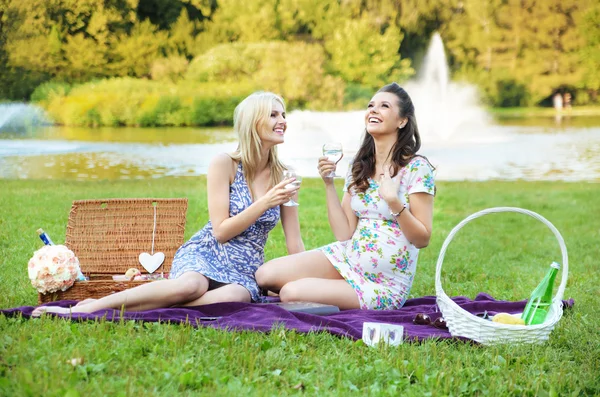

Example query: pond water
[1,113,600,182]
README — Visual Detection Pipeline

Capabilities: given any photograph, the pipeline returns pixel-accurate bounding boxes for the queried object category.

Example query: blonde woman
[33,92,304,316]
[256,83,435,310]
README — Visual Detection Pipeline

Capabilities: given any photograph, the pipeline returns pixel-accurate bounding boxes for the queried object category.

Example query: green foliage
[1,0,599,105]
[0,60,48,101]
[109,19,168,78]
[324,17,413,88]
[199,0,281,44]
[35,77,256,127]
[3,0,137,82]
[578,3,600,97]
[186,41,344,110]
[190,96,242,126]
[444,0,596,106]
[494,79,531,108]
[30,81,72,104]
[0,178,599,395]
[343,83,374,109]
[150,56,189,82]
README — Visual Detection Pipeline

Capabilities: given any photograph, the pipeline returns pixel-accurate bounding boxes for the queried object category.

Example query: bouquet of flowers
[28,245,81,294]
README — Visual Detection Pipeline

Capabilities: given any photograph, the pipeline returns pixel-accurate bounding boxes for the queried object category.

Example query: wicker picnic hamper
[38,198,188,304]
[435,207,569,345]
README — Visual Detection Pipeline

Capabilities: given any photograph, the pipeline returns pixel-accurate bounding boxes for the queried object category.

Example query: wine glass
[322,142,343,178]
[282,170,302,207]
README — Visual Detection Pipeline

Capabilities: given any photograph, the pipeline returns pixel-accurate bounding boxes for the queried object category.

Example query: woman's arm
[318,156,358,241]
[280,205,305,254]
[324,185,358,241]
[379,165,434,248]
[208,154,297,244]
[388,192,434,248]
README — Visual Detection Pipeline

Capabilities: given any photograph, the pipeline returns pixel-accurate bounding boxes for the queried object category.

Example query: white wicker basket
[435,207,569,345]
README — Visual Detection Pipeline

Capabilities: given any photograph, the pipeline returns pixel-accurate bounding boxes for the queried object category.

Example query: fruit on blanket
[125,268,142,280]
[492,312,526,325]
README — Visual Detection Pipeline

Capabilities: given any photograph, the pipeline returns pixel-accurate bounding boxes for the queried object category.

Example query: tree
[577,2,600,102]
[186,41,344,109]
[3,0,139,81]
[324,16,413,88]
[110,19,167,77]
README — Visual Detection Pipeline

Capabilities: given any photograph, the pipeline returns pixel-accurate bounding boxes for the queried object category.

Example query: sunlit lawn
[1,178,598,395]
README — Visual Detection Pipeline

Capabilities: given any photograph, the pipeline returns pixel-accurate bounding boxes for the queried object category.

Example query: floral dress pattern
[169,162,280,302]
[319,157,435,310]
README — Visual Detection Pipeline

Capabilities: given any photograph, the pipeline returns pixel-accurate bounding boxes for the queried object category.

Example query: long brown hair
[348,83,422,193]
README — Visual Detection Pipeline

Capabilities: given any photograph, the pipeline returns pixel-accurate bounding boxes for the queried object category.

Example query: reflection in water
[12,126,237,144]
[494,115,600,130]
[0,153,175,180]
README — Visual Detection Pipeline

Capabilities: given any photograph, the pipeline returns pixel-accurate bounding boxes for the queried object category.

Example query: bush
[494,79,530,107]
[38,77,258,127]
[190,96,243,126]
[138,96,184,127]
[30,81,72,104]
[186,41,344,110]
[343,83,373,109]
[0,58,50,101]
[150,56,189,82]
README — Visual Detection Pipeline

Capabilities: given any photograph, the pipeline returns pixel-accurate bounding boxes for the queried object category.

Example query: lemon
[491,312,526,325]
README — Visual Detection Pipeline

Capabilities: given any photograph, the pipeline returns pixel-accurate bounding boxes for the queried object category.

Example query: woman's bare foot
[31,305,87,317]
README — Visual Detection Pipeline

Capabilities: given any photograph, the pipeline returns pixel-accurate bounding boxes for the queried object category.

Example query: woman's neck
[256,148,270,173]
[373,134,396,170]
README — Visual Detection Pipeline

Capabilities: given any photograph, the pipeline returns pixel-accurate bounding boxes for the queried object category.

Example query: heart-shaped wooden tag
[138,252,165,273]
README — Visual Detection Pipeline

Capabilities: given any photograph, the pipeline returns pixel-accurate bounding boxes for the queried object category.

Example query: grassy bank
[1,178,598,395]
[489,105,600,118]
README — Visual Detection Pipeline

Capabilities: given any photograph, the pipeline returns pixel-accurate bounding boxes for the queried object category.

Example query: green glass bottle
[521,262,561,325]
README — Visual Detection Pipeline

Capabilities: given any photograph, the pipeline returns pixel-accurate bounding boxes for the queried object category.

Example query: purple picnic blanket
[1,293,574,342]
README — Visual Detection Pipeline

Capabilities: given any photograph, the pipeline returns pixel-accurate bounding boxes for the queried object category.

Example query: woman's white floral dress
[319,157,435,310]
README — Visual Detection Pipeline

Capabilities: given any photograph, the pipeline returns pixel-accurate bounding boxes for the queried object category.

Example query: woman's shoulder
[210,152,240,168]
[208,153,239,180]
[406,155,435,172]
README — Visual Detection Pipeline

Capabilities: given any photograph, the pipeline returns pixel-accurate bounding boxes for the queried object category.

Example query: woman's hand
[259,178,299,209]
[317,156,339,184]
[378,170,404,206]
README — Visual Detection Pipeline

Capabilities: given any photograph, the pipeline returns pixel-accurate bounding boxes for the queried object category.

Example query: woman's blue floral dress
[320,157,435,310]
[169,162,280,302]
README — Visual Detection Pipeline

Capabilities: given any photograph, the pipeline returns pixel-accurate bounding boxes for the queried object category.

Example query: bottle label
[524,299,551,325]
[39,233,55,246]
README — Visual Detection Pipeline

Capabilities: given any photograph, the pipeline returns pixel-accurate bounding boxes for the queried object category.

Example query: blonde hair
[230,91,287,198]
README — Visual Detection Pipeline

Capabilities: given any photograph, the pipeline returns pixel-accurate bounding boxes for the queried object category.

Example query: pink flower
[28,245,80,294]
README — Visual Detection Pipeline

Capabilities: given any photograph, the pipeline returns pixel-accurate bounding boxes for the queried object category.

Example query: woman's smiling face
[365,92,405,136]
[258,100,287,146]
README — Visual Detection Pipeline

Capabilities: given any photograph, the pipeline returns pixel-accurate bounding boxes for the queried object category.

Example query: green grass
[1,178,599,396]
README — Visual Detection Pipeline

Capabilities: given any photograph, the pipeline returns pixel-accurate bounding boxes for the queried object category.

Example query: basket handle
[435,207,568,303]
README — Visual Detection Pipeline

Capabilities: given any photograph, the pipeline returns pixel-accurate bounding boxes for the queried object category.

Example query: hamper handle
[435,207,568,303]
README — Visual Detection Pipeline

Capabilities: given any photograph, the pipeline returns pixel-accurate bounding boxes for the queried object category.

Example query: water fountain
[403,33,491,142]
[0,103,51,134]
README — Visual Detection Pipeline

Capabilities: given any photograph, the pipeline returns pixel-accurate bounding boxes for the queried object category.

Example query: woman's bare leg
[75,298,97,306]
[31,272,209,317]
[255,250,342,292]
[180,284,251,306]
[279,278,360,310]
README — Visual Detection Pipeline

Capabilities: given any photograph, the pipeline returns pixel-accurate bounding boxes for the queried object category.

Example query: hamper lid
[65,198,187,275]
